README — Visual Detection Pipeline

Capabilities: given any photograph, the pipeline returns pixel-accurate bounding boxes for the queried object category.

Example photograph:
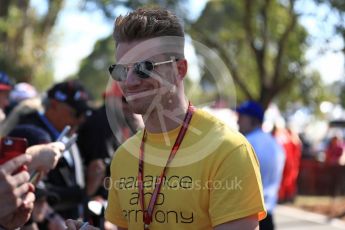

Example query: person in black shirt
[77,82,143,228]
[16,80,95,220]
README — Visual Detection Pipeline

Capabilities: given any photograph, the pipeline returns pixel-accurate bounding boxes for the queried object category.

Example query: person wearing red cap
[0,72,14,120]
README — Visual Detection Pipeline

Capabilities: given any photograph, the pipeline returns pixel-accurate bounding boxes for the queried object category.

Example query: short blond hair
[113,8,184,44]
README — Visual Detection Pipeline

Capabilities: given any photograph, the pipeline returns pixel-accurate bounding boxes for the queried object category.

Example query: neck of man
[245,125,262,135]
[143,95,188,134]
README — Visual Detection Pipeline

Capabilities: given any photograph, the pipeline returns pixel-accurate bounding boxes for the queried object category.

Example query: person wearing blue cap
[0,71,14,118]
[236,100,285,230]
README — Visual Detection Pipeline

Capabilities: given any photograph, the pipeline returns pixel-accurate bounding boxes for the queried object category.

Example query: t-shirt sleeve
[209,142,267,227]
[104,157,128,228]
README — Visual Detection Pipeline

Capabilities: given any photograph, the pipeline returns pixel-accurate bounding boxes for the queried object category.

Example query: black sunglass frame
[108,59,178,81]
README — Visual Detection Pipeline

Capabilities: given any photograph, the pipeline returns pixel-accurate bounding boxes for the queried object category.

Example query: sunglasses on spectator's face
[108,59,177,82]
[66,105,83,119]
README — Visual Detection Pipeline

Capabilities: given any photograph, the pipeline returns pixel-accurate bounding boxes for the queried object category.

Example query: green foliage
[189,0,313,109]
[340,83,345,108]
[315,0,345,54]
[316,0,345,11]
[326,80,345,109]
[75,36,115,101]
[81,0,189,20]
[313,0,345,109]
[77,0,338,111]
[277,72,336,114]
[0,0,63,91]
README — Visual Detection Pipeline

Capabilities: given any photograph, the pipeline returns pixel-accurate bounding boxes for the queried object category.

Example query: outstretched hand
[0,154,35,229]
[26,142,65,172]
[0,154,33,218]
[65,219,99,230]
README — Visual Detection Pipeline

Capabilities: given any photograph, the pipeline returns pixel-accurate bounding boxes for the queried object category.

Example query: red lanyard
[138,103,195,230]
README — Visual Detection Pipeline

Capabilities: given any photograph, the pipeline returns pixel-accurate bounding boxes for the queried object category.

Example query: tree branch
[272,76,296,97]
[14,0,30,53]
[39,0,64,39]
[244,0,271,94]
[196,30,254,100]
[243,0,261,79]
[272,0,297,86]
[260,0,271,82]
[0,0,11,18]
[0,0,11,41]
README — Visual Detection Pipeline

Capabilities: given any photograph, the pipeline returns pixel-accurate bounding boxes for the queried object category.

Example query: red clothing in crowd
[274,128,302,202]
[325,136,344,165]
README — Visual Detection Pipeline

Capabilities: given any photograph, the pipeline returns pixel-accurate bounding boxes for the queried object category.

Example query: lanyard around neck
[138,102,195,230]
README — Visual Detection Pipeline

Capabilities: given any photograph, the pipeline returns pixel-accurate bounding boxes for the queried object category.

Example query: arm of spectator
[117,227,128,230]
[31,199,66,230]
[0,154,35,229]
[44,204,66,230]
[26,142,65,173]
[214,215,259,230]
[47,213,66,230]
[0,192,35,229]
[86,159,106,197]
[65,219,99,230]
[0,154,32,218]
[65,219,127,230]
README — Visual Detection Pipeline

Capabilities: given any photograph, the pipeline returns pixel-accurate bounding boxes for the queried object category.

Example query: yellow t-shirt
[105,109,266,229]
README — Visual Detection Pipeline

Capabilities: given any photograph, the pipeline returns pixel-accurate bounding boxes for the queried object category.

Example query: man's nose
[125,68,141,87]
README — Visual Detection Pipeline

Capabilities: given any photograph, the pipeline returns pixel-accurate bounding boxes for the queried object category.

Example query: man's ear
[177,59,188,80]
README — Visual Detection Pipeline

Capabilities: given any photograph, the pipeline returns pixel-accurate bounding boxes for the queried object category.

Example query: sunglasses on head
[108,59,178,82]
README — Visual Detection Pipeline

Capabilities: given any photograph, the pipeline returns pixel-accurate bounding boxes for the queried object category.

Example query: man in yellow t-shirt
[66,7,266,230]
[105,108,266,230]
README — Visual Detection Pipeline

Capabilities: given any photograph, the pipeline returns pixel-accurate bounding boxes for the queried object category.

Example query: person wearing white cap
[9,82,38,104]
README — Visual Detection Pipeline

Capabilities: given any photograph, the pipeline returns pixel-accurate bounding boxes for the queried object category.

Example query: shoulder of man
[113,130,143,155]
[194,108,250,149]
